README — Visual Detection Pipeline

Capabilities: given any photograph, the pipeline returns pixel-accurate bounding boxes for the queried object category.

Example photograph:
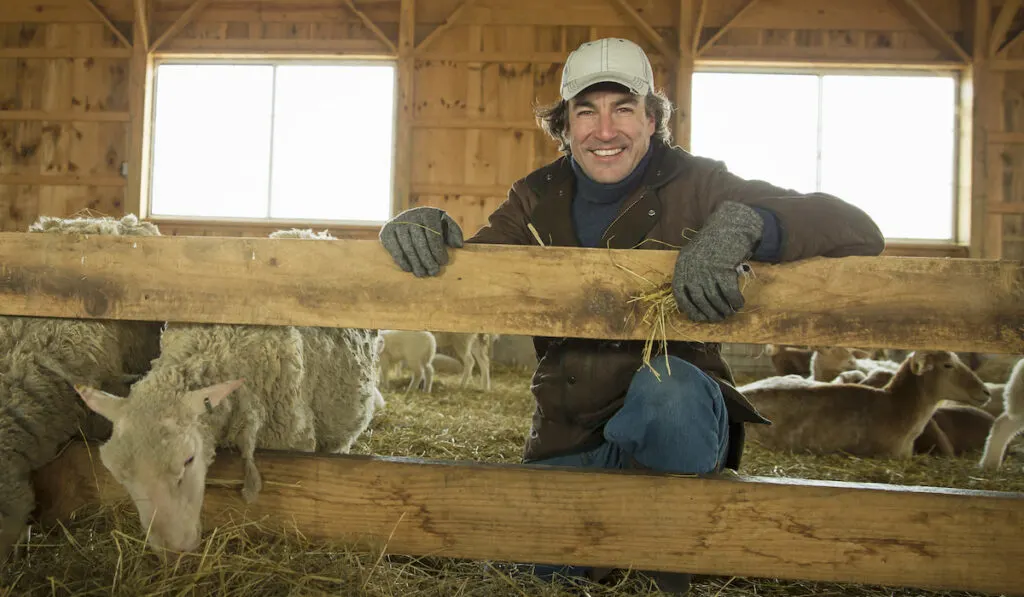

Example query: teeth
[593,148,623,157]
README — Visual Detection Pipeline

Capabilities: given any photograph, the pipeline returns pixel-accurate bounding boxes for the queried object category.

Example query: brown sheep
[739,351,990,458]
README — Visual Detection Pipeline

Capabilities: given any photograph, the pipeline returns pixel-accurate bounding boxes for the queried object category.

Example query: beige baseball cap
[560,38,655,101]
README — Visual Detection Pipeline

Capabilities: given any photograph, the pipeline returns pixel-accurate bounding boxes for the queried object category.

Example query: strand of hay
[619,258,759,381]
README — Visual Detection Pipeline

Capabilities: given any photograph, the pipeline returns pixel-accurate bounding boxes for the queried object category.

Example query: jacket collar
[526,141,687,249]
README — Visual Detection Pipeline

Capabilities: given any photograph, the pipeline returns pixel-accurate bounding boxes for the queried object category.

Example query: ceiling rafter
[696,0,760,57]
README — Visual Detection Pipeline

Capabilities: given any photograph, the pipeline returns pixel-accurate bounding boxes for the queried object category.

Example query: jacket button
[545,174,553,181]
[648,209,656,216]
[567,375,577,384]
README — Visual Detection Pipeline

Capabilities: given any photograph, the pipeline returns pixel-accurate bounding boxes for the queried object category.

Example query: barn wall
[0,0,991,255]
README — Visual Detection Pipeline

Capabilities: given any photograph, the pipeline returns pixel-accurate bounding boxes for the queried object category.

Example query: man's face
[567,88,655,184]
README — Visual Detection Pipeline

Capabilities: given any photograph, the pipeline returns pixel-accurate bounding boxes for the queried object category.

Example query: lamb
[74,228,381,554]
[979,356,1024,469]
[764,344,813,377]
[810,346,900,382]
[376,330,436,395]
[739,351,990,458]
[433,331,493,391]
[0,214,164,561]
[832,362,997,457]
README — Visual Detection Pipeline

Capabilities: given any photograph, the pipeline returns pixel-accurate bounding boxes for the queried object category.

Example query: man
[379,38,884,593]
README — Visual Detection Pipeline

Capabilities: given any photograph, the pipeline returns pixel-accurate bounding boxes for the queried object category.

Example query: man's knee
[603,356,729,474]
[626,356,725,420]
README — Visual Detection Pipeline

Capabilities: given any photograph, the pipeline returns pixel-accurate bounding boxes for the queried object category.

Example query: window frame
[690,63,965,248]
[144,56,400,228]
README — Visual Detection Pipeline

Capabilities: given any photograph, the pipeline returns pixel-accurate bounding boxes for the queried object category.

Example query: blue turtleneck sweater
[569,145,782,262]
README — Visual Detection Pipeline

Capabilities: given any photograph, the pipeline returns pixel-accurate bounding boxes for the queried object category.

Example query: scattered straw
[4,367,1021,597]
[527,223,547,247]
[389,221,442,236]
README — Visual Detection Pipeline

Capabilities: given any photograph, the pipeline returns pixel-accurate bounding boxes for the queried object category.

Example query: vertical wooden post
[393,0,416,216]
[972,0,1004,258]
[125,6,154,219]
[674,0,695,150]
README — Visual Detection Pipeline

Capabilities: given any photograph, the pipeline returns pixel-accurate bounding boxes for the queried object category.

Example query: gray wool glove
[672,201,764,323]
[379,206,465,277]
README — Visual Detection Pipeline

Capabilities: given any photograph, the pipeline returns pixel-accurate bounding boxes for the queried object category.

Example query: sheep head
[74,379,243,555]
[908,351,990,408]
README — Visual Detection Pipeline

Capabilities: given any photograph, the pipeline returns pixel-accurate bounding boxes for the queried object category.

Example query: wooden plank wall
[0,0,988,252]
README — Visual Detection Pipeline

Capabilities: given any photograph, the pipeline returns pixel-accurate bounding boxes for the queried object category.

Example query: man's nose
[595,112,617,141]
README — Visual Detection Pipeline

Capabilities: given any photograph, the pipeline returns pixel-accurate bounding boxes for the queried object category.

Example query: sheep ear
[75,385,127,423]
[184,379,244,417]
[910,352,932,376]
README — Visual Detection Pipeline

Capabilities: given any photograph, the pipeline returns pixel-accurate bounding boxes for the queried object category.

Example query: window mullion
[266,66,279,219]
[815,74,824,193]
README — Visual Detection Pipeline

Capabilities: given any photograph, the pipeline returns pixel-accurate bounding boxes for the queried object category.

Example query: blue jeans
[524,355,730,582]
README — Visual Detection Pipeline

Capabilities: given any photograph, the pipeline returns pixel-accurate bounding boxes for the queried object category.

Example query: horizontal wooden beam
[412,118,537,130]
[0,174,126,186]
[417,51,667,64]
[155,37,388,55]
[33,441,1024,595]
[0,47,132,59]
[0,110,130,122]
[989,58,1024,70]
[0,235,1021,353]
[987,202,1024,214]
[989,131,1024,144]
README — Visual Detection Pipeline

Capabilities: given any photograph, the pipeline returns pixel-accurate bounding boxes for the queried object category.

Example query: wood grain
[33,441,1024,595]
[0,234,1020,352]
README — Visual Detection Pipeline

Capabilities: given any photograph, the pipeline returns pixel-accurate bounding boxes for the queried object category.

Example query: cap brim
[561,72,650,100]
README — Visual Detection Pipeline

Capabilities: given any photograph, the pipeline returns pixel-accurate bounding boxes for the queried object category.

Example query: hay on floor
[3,365,1020,597]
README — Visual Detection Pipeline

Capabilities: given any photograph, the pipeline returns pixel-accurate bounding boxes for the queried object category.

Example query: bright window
[148,62,397,223]
[690,71,957,242]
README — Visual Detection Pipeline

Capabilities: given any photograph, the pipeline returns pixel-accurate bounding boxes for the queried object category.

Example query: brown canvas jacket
[467,140,885,469]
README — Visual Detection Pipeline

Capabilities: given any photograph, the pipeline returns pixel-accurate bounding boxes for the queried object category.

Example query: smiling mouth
[591,148,624,157]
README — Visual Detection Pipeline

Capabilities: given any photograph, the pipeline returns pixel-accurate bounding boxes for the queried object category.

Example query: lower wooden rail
[34,442,1024,595]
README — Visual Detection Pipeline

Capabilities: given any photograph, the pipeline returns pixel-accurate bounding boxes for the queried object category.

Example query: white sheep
[740,351,990,458]
[433,331,493,391]
[979,356,1024,470]
[810,346,899,382]
[267,228,386,413]
[0,214,164,561]
[73,228,380,554]
[376,330,436,395]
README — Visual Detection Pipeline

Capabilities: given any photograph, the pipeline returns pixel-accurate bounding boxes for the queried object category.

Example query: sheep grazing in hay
[74,228,381,554]
[0,214,164,562]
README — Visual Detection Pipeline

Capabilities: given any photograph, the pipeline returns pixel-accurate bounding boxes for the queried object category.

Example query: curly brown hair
[534,82,674,154]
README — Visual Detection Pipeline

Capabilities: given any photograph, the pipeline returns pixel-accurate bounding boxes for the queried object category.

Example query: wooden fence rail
[0,233,1022,353]
[3,232,1024,595]
[34,443,1024,596]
